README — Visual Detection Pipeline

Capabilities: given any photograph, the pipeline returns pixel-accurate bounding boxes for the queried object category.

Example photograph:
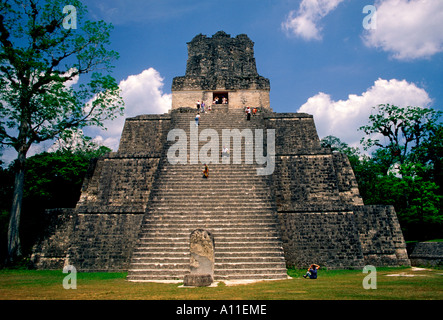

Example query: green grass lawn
[0,267,442,300]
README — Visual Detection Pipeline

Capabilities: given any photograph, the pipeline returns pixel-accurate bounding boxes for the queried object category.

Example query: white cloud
[282,0,345,40]
[1,68,171,165]
[363,0,443,60]
[85,68,172,151]
[63,68,80,87]
[297,78,432,148]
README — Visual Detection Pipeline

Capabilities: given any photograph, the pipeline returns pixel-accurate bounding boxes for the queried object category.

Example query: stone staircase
[127,108,288,282]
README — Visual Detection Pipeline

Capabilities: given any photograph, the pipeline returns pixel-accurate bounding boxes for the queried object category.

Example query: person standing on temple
[203,164,209,178]
[246,107,251,121]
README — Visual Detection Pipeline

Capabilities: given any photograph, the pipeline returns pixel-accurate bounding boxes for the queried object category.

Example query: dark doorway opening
[212,92,229,104]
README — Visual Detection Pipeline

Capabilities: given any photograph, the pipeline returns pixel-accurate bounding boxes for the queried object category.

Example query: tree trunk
[7,149,26,263]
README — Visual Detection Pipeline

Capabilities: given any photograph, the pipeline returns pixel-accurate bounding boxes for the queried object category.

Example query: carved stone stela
[184,229,215,287]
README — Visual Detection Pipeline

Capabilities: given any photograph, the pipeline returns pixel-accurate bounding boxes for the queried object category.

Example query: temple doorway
[212,92,229,105]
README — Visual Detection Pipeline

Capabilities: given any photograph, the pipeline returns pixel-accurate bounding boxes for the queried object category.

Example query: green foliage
[0,0,124,261]
[22,146,110,208]
[321,121,443,241]
[0,0,124,152]
[359,104,442,167]
[0,144,111,262]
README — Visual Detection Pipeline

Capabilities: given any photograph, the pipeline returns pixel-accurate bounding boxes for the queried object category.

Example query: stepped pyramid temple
[32,31,410,282]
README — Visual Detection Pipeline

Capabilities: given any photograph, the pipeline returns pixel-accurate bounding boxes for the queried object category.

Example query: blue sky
[3,0,443,163]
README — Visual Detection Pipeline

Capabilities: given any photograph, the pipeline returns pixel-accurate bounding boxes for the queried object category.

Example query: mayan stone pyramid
[31,32,410,282]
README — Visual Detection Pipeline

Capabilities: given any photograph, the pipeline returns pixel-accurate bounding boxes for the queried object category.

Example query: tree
[321,134,442,240]
[0,143,111,262]
[357,104,442,240]
[320,135,361,165]
[359,104,442,170]
[0,0,124,263]
[414,123,443,194]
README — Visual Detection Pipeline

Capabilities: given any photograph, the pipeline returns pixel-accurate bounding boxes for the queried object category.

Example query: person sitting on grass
[303,264,320,279]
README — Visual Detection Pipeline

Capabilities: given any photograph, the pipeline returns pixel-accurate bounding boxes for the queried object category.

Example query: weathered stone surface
[183,274,213,287]
[30,208,74,270]
[172,31,270,109]
[408,242,443,267]
[65,213,144,272]
[173,31,269,91]
[189,229,215,277]
[32,32,410,277]
[277,211,366,269]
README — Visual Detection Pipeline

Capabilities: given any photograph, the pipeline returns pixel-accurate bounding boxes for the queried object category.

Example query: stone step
[142,222,279,229]
[137,238,281,246]
[146,207,276,212]
[134,241,283,250]
[149,194,274,201]
[138,231,281,239]
[127,266,287,279]
[139,224,280,231]
[149,193,273,199]
[143,218,278,225]
[131,250,285,257]
[129,256,286,265]
[126,110,287,282]
[152,186,270,192]
[155,170,271,177]
[132,247,283,255]
[127,273,288,282]
[146,211,275,217]
[128,261,286,271]
[143,214,278,221]
[138,234,281,241]
[141,224,279,231]
[151,176,270,183]
[147,205,274,211]
[132,245,284,253]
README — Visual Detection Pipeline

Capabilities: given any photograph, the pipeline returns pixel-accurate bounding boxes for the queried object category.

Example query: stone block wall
[31,30,411,273]
[229,89,270,109]
[184,32,259,78]
[65,114,173,270]
[66,213,144,272]
[32,107,411,271]
[263,111,409,268]
[263,113,322,154]
[118,114,171,156]
[408,242,443,267]
[31,210,144,272]
[32,113,173,271]
[76,114,171,214]
[171,31,271,110]
[31,208,75,269]
[332,153,364,205]
[272,155,343,211]
[353,205,410,266]
[277,211,365,269]
[75,156,161,213]
[172,89,270,110]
